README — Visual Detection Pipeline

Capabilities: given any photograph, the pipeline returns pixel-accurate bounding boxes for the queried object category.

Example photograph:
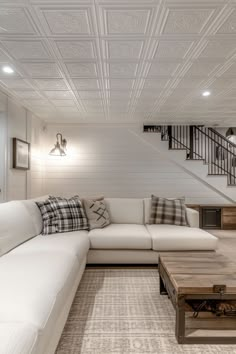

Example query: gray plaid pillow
[36,196,89,235]
[149,195,188,226]
[36,199,58,235]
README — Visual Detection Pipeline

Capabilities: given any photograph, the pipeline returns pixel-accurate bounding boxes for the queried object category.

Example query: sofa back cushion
[104,198,144,224]
[0,201,39,256]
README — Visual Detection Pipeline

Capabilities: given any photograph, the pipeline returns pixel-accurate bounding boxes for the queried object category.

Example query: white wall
[1,96,45,201]
[26,112,45,199]
[44,124,230,204]
[7,98,28,200]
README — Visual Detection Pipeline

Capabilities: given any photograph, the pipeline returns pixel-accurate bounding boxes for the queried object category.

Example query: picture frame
[13,138,30,170]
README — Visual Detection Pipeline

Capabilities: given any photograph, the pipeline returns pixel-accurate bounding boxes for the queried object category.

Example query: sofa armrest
[186,207,199,228]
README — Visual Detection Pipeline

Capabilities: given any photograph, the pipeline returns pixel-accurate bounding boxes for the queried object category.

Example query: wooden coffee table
[159,252,236,344]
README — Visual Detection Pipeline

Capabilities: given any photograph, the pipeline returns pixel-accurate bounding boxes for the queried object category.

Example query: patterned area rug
[56,267,236,354]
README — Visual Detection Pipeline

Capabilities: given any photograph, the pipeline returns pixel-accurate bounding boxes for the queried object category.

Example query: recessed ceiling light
[202,90,211,97]
[2,66,14,74]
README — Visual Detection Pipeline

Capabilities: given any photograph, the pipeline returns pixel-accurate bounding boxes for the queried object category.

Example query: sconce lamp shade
[226,128,235,138]
[49,133,67,156]
[226,127,236,145]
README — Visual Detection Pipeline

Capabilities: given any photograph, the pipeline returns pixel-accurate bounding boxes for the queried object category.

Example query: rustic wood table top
[159,252,236,295]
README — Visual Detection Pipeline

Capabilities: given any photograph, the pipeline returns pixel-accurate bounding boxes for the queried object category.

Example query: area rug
[56,267,236,354]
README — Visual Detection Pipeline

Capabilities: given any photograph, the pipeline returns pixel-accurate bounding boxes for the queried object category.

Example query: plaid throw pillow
[36,199,58,235]
[149,195,188,226]
[36,196,89,235]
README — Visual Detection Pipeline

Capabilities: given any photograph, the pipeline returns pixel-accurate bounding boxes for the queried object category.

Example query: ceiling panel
[162,8,214,34]
[105,9,152,35]
[0,78,33,89]
[13,90,42,99]
[43,90,73,99]
[0,7,36,34]
[107,40,144,59]
[109,62,138,77]
[198,40,236,59]
[20,62,62,78]
[0,1,235,124]
[153,40,193,59]
[217,9,236,34]
[54,40,95,59]
[0,49,12,62]
[39,8,92,35]
[72,78,100,90]
[2,40,50,60]
[51,99,75,107]
[109,79,134,89]
[33,78,68,90]
[65,62,97,77]
[147,62,180,76]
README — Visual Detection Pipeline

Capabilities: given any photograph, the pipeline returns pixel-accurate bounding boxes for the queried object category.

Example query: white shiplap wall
[6,98,45,201]
[44,124,229,204]
[7,98,28,201]
[27,112,45,199]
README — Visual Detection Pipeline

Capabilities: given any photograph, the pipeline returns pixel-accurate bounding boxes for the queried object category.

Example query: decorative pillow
[36,196,89,235]
[82,195,104,208]
[83,198,110,230]
[36,199,58,235]
[149,195,188,226]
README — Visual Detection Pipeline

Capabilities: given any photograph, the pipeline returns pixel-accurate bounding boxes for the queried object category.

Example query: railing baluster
[159,125,236,185]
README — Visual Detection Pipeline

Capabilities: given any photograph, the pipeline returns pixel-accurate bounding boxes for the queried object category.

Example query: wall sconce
[49,133,67,156]
[226,127,236,145]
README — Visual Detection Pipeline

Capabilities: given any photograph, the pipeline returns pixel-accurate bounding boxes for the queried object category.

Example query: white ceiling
[0,0,236,124]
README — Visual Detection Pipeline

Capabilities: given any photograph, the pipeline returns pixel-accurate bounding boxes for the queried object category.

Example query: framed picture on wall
[13,138,30,170]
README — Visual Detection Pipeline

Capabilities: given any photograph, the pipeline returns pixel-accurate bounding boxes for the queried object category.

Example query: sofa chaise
[0,197,218,354]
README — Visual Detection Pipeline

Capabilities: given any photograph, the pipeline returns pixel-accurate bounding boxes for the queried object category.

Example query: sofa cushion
[149,196,187,226]
[104,198,144,224]
[84,198,110,230]
[0,201,38,256]
[89,224,152,249]
[0,252,78,327]
[0,322,38,354]
[146,224,218,251]
[10,231,89,262]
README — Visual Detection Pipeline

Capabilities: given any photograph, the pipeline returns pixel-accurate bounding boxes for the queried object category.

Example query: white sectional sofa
[0,197,218,354]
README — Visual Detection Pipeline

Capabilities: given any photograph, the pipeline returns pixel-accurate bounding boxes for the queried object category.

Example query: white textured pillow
[83,199,110,230]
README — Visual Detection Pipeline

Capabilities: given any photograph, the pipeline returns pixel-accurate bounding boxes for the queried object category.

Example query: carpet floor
[56,267,236,354]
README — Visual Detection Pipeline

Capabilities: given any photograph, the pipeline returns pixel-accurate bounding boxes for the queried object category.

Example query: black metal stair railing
[159,125,236,186]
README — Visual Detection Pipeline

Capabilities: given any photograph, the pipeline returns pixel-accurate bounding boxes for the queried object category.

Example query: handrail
[158,125,236,186]
[194,126,235,156]
[208,127,236,149]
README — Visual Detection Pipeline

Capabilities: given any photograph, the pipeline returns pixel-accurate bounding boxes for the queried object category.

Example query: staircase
[159,126,236,187]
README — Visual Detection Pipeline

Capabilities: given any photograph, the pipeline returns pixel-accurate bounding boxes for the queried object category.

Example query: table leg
[175,295,186,343]
[160,274,168,295]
